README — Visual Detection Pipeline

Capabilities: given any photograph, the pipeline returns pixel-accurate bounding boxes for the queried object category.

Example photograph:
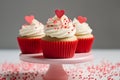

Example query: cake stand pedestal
[20,53,93,80]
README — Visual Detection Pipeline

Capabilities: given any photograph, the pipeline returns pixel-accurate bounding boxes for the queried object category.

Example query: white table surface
[0,49,120,63]
[0,49,120,80]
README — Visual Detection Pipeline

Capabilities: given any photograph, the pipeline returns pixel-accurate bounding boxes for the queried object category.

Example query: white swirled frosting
[19,19,45,37]
[45,15,76,38]
[73,18,92,35]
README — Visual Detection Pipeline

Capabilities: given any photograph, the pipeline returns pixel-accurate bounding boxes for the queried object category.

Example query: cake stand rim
[19,52,94,64]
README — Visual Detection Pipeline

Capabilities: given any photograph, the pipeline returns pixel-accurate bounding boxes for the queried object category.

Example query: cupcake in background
[42,9,78,58]
[17,15,45,54]
[73,16,94,53]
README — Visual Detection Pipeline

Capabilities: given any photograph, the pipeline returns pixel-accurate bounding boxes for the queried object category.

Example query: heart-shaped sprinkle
[55,9,65,18]
[25,15,34,24]
[77,16,87,23]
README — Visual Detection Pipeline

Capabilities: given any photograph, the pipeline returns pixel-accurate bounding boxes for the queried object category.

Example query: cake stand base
[20,53,93,80]
[44,64,68,80]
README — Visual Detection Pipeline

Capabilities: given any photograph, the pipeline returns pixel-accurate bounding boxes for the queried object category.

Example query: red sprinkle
[64,23,67,25]
[53,20,57,24]
[64,26,67,28]
[73,25,75,27]
[0,60,120,80]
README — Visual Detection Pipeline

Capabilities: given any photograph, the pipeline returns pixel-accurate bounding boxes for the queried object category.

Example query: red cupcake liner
[41,40,78,58]
[17,37,42,54]
[75,37,94,53]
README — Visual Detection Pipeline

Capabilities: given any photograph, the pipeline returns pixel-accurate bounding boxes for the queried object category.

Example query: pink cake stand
[20,53,93,80]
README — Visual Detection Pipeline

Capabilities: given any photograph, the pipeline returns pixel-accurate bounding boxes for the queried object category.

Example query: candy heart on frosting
[55,9,65,18]
[77,16,87,23]
[25,15,34,24]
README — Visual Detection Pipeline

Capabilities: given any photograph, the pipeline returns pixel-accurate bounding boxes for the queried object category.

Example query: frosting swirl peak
[73,17,92,36]
[45,14,76,38]
[19,16,44,37]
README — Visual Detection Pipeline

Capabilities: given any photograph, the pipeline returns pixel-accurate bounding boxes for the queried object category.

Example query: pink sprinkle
[50,18,52,20]
[23,24,27,26]
[69,19,71,22]
[116,63,120,67]
[0,60,120,80]
[53,20,57,24]
[54,27,57,30]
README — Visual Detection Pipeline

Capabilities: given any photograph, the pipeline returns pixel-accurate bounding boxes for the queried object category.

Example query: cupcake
[42,9,78,58]
[73,16,94,53]
[17,15,45,54]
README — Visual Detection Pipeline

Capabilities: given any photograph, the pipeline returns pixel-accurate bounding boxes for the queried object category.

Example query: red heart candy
[55,9,65,18]
[77,16,87,23]
[25,15,34,24]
